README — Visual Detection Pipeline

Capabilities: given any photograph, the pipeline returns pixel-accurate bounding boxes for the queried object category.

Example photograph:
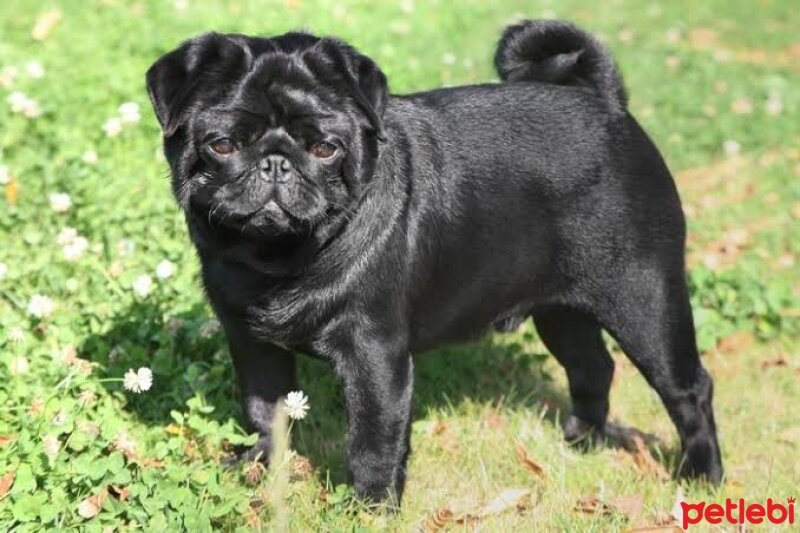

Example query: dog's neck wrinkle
[312,148,407,277]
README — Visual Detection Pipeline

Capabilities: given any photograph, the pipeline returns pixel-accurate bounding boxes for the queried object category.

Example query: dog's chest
[201,255,343,345]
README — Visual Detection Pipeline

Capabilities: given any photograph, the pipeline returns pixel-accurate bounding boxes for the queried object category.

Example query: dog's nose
[261,154,293,183]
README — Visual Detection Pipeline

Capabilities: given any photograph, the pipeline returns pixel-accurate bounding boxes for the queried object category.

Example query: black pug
[146,19,723,505]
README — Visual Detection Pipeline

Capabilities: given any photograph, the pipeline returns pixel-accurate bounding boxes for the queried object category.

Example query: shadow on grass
[78,298,681,486]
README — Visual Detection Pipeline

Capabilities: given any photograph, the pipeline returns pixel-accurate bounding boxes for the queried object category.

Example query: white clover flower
[62,235,89,261]
[9,355,30,375]
[665,28,681,44]
[118,101,141,124]
[25,60,45,79]
[7,91,29,112]
[765,96,783,116]
[0,261,7,279]
[7,91,39,116]
[114,430,138,456]
[174,0,189,12]
[42,434,60,461]
[28,294,55,318]
[155,259,175,279]
[22,99,41,118]
[78,389,97,407]
[49,192,72,213]
[441,52,456,66]
[57,346,77,365]
[723,139,741,157]
[0,164,9,185]
[132,274,152,297]
[199,318,221,338]
[123,367,153,393]
[0,66,18,88]
[284,390,309,420]
[78,420,100,436]
[30,397,44,415]
[56,226,78,245]
[103,116,123,137]
[82,150,98,165]
[8,326,25,343]
[65,278,79,292]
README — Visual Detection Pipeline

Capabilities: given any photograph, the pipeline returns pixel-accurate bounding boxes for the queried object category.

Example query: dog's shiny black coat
[147,20,723,504]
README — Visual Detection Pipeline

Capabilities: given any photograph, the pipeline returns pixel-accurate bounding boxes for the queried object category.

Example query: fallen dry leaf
[716,331,756,354]
[476,488,531,516]
[623,434,671,481]
[456,487,531,523]
[731,98,754,115]
[609,494,644,524]
[761,356,788,370]
[108,484,130,501]
[779,426,800,444]
[134,456,166,469]
[423,487,532,530]
[514,442,546,478]
[32,9,62,41]
[77,490,108,519]
[484,413,506,429]
[244,497,266,530]
[164,423,189,437]
[420,507,454,532]
[688,28,718,48]
[575,494,645,522]
[575,494,615,516]
[0,471,15,501]
[0,435,14,447]
[430,420,460,455]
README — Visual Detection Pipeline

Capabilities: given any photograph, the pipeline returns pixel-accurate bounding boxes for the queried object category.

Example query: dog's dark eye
[209,138,237,156]
[310,141,337,159]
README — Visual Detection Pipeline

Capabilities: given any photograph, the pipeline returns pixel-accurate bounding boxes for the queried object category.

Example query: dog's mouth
[191,183,324,238]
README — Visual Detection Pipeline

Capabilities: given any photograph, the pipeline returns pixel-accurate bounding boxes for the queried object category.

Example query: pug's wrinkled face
[146,32,387,242]
[186,80,353,238]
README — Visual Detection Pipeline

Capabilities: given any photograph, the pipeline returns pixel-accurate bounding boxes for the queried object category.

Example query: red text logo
[680,497,795,529]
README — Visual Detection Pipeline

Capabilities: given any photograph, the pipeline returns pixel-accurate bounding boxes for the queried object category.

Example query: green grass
[1,0,798,530]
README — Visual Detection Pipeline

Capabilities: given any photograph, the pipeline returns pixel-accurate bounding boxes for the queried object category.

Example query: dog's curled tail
[495,20,627,114]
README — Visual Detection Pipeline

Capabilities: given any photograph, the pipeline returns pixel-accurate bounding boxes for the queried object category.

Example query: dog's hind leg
[591,266,723,483]
[533,308,614,445]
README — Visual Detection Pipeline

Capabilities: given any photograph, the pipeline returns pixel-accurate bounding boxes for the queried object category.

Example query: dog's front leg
[332,336,414,506]
[223,320,296,464]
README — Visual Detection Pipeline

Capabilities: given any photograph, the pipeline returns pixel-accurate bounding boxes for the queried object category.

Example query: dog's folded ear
[146,33,250,136]
[320,39,388,141]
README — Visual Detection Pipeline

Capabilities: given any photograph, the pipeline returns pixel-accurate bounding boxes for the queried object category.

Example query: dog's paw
[222,435,272,469]
[677,440,724,486]
[563,415,605,449]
